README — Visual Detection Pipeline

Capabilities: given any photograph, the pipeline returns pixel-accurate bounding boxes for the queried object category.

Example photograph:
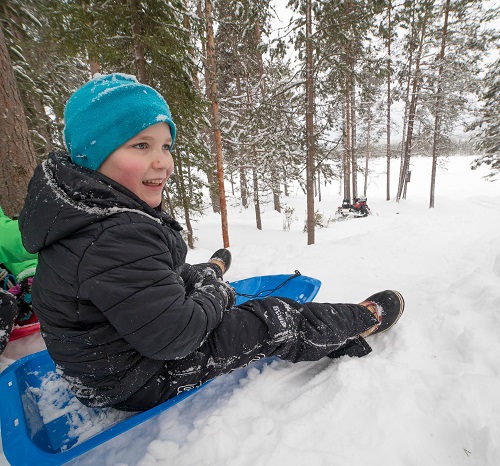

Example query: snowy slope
[1,155,499,466]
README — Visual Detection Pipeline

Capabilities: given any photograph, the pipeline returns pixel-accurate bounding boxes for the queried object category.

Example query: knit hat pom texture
[64,73,176,170]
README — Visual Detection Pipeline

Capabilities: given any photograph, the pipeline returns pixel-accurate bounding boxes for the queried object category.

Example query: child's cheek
[116,161,144,190]
[167,161,174,179]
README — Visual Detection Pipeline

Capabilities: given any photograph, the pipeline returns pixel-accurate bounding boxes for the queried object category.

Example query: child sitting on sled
[0,206,38,355]
[19,74,404,411]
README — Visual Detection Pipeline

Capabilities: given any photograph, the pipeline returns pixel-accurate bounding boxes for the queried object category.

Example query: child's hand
[216,280,236,310]
[180,263,235,310]
[8,277,34,321]
[180,263,222,293]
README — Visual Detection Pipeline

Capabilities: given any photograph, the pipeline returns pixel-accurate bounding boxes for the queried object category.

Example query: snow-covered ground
[1,155,499,466]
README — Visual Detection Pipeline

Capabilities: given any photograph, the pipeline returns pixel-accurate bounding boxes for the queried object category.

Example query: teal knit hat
[64,73,176,170]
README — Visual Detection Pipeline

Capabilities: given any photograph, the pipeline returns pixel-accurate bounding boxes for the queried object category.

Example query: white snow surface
[1,155,500,465]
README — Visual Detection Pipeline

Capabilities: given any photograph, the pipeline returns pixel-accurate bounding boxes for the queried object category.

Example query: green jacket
[0,206,37,281]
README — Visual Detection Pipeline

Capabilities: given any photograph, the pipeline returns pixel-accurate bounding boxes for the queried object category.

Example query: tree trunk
[272,167,281,213]
[0,26,37,217]
[239,165,248,208]
[254,20,280,213]
[31,94,53,155]
[317,170,321,203]
[235,73,248,208]
[305,0,315,245]
[173,153,195,248]
[364,109,372,196]
[244,67,263,229]
[207,171,221,211]
[252,163,262,230]
[255,20,267,96]
[90,59,100,76]
[397,5,416,200]
[205,0,229,247]
[131,0,148,84]
[162,187,175,217]
[430,0,450,209]
[386,0,392,201]
[79,0,100,76]
[350,59,357,201]
[198,0,220,213]
[344,56,352,203]
[396,7,429,202]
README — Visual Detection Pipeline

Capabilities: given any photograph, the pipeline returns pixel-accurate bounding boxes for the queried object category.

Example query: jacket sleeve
[78,220,227,360]
[0,206,38,281]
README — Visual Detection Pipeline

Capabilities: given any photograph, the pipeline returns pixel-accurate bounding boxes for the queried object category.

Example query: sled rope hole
[235,270,302,300]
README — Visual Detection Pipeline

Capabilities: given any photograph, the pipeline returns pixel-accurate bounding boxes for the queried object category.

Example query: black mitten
[8,277,33,321]
[211,279,236,310]
[180,263,223,294]
[180,263,236,310]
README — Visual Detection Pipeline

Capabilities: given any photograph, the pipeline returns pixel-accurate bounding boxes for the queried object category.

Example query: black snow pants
[113,297,379,411]
[0,290,19,354]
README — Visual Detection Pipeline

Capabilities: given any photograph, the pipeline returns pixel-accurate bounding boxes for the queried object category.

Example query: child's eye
[162,144,171,151]
[134,142,148,149]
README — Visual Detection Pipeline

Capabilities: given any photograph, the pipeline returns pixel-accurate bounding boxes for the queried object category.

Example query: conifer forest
[0,0,499,246]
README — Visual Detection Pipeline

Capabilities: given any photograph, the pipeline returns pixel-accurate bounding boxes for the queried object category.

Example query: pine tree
[429,0,451,208]
[396,0,434,201]
[205,0,230,246]
[1,0,86,158]
[470,57,500,180]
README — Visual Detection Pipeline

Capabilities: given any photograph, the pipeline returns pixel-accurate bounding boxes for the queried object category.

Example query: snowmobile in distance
[335,196,371,221]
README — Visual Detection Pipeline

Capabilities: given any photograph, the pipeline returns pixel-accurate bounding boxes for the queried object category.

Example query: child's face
[98,123,174,208]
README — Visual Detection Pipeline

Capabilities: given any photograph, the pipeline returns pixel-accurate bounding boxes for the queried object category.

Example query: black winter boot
[359,290,405,336]
[209,249,232,274]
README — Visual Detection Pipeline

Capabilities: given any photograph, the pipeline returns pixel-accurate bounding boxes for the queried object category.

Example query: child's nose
[153,149,170,169]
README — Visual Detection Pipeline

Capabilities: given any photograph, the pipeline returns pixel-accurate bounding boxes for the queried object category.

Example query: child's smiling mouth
[143,179,165,187]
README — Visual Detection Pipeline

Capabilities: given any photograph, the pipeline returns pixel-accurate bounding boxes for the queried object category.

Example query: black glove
[180,263,236,310]
[180,263,223,294]
[8,277,33,321]
[211,279,236,310]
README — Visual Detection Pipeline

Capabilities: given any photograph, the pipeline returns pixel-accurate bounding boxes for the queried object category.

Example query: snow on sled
[0,272,321,466]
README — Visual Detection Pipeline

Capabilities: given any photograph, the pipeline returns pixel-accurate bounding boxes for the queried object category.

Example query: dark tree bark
[131,0,148,84]
[305,0,315,245]
[239,165,248,208]
[397,7,430,201]
[205,0,229,247]
[386,0,392,201]
[350,58,358,201]
[364,110,372,197]
[252,165,262,230]
[0,26,37,217]
[430,0,450,209]
[198,0,220,213]
[343,55,352,203]
[173,153,195,248]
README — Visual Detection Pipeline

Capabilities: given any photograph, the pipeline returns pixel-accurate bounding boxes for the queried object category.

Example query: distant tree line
[0,0,498,245]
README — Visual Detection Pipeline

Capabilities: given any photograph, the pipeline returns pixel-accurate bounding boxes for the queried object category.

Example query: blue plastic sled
[0,273,321,466]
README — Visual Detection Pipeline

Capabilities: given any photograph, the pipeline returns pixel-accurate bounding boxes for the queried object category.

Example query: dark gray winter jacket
[19,153,231,407]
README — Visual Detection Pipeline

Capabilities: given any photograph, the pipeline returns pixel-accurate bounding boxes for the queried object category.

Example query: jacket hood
[19,153,181,253]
